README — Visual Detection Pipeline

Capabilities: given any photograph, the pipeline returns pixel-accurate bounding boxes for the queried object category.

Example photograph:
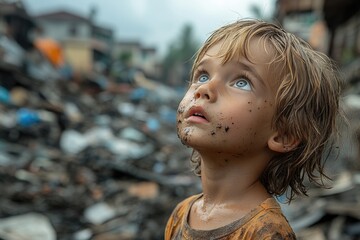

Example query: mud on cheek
[209,122,231,137]
[177,127,194,145]
[177,104,186,114]
[176,104,185,133]
[176,104,188,145]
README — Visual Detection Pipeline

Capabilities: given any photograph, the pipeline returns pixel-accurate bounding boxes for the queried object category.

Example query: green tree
[249,4,274,21]
[161,24,199,86]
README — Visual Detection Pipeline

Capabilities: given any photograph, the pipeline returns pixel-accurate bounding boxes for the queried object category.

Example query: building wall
[63,39,92,73]
[140,51,159,77]
[36,17,112,74]
[276,0,324,16]
[113,42,159,77]
[332,14,360,65]
[275,0,329,53]
[37,20,91,41]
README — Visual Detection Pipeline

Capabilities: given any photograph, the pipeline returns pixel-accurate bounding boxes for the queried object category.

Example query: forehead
[198,37,276,68]
[197,21,281,61]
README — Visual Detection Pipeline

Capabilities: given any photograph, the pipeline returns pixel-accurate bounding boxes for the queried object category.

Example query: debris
[0,213,56,240]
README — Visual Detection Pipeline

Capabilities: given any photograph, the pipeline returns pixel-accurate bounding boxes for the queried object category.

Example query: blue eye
[234,79,251,91]
[198,74,209,83]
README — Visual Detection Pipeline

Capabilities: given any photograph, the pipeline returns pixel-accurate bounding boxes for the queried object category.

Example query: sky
[23,0,275,56]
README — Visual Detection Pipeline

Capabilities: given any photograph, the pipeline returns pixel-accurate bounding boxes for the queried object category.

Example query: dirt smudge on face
[178,127,192,145]
[177,104,185,114]
[232,153,244,158]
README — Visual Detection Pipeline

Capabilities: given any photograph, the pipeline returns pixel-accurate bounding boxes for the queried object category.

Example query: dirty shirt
[165,194,296,240]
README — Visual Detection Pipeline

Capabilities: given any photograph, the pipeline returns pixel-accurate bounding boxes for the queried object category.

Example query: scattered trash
[0,213,56,240]
[0,15,197,237]
[0,1,359,240]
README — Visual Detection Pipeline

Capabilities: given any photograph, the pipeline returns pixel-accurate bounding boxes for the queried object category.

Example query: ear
[268,132,300,153]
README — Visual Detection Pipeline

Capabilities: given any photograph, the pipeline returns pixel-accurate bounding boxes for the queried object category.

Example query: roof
[35,10,90,23]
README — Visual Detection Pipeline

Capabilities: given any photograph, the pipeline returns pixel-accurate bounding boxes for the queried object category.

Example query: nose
[194,80,217,102]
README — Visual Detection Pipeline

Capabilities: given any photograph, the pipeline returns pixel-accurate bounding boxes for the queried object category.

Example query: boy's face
[177,39,279,157]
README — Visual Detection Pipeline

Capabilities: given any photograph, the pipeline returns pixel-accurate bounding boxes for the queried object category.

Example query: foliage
[161,24,199,86]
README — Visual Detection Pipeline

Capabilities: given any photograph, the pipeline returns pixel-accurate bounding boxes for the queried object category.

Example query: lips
[193,112,206,119]
[186,106,209,123]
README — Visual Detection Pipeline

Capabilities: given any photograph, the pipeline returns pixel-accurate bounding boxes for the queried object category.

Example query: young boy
[165,19,342,239]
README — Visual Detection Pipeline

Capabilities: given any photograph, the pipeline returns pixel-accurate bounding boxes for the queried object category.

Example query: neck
[188,150,273,229]
[198,150,271,205]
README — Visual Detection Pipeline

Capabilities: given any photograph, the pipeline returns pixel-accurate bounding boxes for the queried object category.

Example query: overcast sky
[23,0,275,56]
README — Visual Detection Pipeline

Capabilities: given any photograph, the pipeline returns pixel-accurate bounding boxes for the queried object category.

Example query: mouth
[186,106,209,123]
[192,112,207,120]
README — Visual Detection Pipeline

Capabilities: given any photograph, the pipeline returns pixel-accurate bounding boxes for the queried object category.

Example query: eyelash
[193,69,253,87]
[193,69,208,83]
[236,73,252,86]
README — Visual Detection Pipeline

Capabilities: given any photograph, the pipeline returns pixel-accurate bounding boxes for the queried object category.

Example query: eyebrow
[196,58,210,69]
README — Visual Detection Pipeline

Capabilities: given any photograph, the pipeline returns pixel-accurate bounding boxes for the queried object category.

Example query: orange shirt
[165,194,296,240]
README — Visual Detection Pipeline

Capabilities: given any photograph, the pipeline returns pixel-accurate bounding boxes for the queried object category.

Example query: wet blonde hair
[189,19,343,202]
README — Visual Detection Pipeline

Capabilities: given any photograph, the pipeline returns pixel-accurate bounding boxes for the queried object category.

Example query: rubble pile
[285,171,360,240]
[1,63,360,240]
[0,53,200,239]
[0,2,201,238]
[0,19,200,236]
[284,71,360,240]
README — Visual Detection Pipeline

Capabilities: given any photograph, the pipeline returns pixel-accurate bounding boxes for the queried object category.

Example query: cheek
[176,94,195,145]
[210,118,251,141]
[213,110,270,145]
[177,102,186,117]
[177,98,189,123]
[176,91,196,120]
